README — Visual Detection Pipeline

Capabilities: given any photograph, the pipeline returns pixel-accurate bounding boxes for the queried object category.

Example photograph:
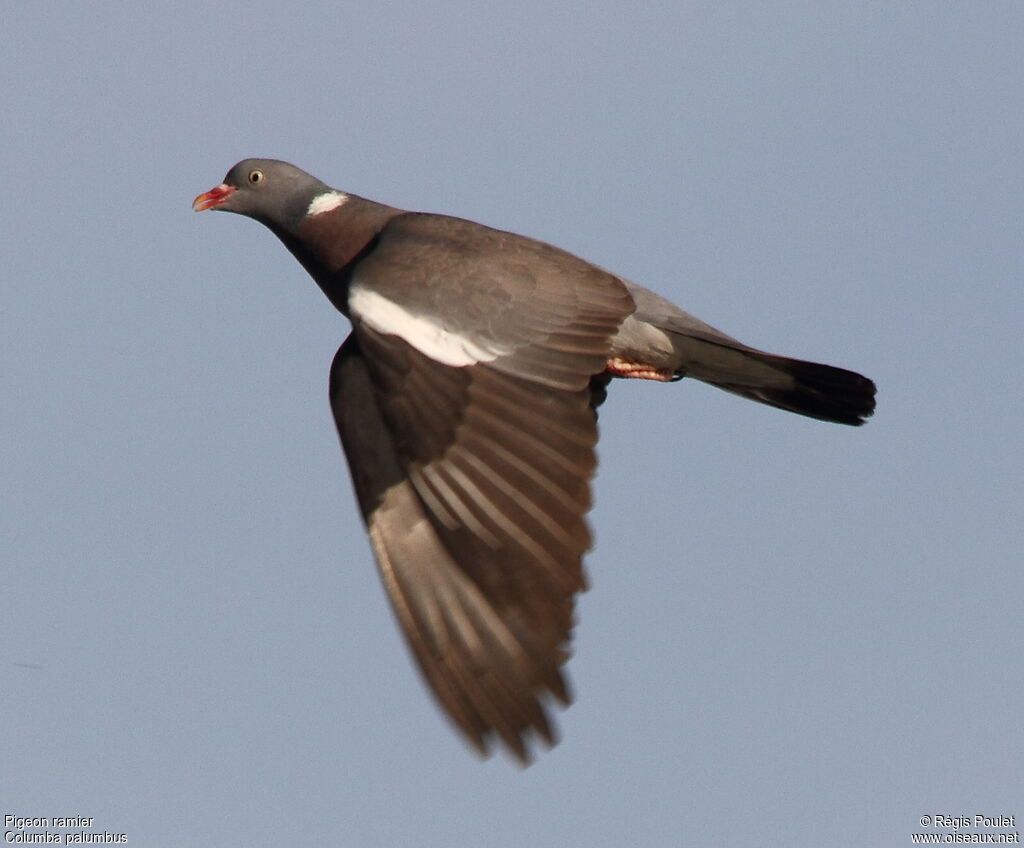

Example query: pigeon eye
[248,169,264,185]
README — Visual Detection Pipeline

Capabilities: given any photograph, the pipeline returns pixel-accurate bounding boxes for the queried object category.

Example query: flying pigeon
[194,159,876,762]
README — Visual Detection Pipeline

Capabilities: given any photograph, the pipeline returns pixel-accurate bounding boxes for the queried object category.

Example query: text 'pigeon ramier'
[194,159,876,762]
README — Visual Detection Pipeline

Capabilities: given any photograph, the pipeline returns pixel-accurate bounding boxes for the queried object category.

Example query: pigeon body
[194,158,876,761]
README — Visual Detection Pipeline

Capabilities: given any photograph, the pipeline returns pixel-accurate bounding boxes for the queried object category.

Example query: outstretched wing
[329,214,633,760]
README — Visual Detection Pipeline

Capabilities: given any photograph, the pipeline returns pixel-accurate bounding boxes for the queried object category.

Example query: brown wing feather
[330,336,588,760]
[330,217,634,759]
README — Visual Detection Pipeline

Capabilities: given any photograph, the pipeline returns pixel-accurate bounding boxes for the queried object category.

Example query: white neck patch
[306,191,349,217]
[349,285,512,367]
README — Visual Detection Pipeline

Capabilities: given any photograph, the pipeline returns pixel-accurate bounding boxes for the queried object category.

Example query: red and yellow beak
[192,183,237,212]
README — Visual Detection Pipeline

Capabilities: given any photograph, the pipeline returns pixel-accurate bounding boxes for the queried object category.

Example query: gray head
[193,158,332,230]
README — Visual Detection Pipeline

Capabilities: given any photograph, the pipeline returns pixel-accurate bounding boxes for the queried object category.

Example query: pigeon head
[193,158,331,230]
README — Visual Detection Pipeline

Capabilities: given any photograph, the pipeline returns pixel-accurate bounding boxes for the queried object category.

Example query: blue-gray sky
[3,3,1021,846]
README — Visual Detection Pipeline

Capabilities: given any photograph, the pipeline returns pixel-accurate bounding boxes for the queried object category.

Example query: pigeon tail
[697,346,876,426]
